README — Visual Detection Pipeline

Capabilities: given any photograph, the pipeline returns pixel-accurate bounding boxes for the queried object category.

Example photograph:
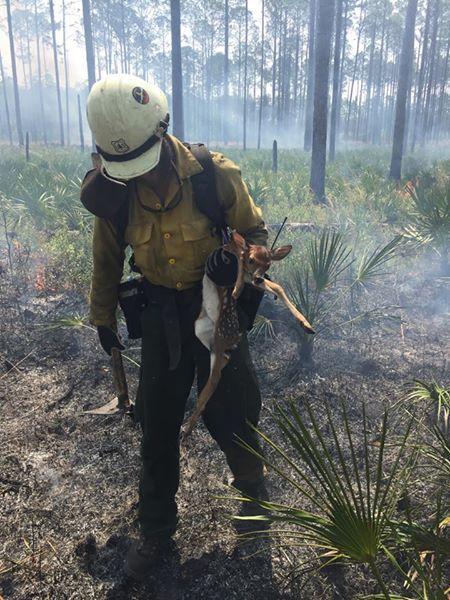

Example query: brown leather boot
[124,536,174,581]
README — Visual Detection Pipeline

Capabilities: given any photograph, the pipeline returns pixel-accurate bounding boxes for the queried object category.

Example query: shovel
[84,347,133,415]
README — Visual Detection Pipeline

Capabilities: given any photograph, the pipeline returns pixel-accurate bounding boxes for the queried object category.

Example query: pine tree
[170,0,184,139]
[390,0,419,180]
[310,0,335,202]
[5,0,24,145]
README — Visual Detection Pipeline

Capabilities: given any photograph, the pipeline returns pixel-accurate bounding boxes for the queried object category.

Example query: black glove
[205,248,238,287]
[97,325,125,356]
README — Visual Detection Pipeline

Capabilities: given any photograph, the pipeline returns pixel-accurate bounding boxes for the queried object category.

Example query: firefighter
[82,74,268,580]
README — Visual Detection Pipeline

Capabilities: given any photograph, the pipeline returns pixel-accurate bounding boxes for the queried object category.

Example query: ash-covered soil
[1,269,449,600]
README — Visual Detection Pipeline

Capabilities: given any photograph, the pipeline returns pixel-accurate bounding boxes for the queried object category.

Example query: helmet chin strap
[96,113,170,163]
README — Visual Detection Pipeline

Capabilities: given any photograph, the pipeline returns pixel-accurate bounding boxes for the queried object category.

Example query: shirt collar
[133,135,203,211]
[165,135,204,180]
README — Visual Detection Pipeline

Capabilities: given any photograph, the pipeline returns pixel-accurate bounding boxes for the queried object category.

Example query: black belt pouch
[118,277,147,339]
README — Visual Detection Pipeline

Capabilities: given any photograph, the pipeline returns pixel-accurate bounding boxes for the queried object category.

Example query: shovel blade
[83,397,133,416]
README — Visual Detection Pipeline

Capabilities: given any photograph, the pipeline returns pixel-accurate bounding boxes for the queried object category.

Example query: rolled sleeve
[213,153,268,247]
[89,217,125,327]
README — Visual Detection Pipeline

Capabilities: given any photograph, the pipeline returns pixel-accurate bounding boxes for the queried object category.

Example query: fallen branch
[1,349,35,380]
[267,222,317,232]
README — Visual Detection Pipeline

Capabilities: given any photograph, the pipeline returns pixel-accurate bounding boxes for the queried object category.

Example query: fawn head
[226,231,292,288]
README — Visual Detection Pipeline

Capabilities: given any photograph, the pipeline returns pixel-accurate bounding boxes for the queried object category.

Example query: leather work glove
[97,325,125,356]
[205,248,238,287]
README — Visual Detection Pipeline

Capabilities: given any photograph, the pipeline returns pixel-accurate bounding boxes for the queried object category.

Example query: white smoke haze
[0,0,449,150]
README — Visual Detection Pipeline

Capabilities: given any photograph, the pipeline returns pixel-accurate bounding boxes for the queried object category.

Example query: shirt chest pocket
[181,218,219,267]
[125,222,154,268]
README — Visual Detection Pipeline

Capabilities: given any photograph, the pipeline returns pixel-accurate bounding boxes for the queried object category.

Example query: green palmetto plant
[285,230,402,363]
[388,502,450,600]
[245,176,271,206]
[234,401,416,600]
[285,230,351,361]
[0,149,89,235]
[249,314,279,342]
[308,229,352,290]
[355,236,404,288]
[403,181,450,275]
[405,380,450,430]
[419,424,450,490]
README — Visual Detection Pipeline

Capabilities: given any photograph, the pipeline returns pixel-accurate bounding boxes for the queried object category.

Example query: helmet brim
[100,138,163,181]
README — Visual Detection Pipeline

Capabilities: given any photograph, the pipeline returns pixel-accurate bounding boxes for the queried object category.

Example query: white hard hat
[86,74,170,180]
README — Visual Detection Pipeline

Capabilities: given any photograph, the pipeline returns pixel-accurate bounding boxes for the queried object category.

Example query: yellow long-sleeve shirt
[87,135,268,327]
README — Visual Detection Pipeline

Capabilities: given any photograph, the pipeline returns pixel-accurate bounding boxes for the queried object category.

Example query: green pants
[136,300,264,539]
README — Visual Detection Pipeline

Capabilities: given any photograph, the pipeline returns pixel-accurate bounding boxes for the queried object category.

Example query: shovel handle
[111,347,130,410]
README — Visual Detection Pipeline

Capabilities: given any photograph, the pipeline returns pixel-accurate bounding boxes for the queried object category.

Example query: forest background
[1,0,449,166]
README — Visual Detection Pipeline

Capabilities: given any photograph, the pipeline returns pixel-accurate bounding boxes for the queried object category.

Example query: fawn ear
[271,245,292,261]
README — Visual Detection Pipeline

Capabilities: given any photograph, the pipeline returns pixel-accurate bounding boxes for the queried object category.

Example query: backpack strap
[112,195,131,250]
[82,144,226,250]
[184,142,227,239]
[81,157,131,250]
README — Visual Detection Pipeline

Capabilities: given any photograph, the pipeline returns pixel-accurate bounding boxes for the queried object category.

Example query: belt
[142,279,202,370]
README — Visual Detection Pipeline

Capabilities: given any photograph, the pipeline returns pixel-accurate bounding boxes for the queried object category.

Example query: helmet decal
[132,87,150,105]
[111,138,131,153]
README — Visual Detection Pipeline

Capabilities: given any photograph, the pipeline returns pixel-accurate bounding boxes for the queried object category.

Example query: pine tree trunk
[355,52,366,139]
[34,0,47,144]
[421,0,439,146]
[19,37,28,90]
[337,0,348,139]
[276,11,283,126]
[436,38,450,140]
[257,0,265,149]
[299,29,307,127]
[170,0,184,139]
[0,50,13,145]
[428,38,440,139]
[379,32,390,142]
[292,19,300,123]
[25,13,33,87]
[363,23,376,142]
[62,0,70,145]
[372,0,387,144]
[82,0,96,90]
[243,0,249,150]
[411,0,431,150]
[271,11,277,125]
[77,93,85,151]
[106,0,112,72]
[120,0,127,73]
[5,0,24,145]
[304,0,316,151]
[223,0,229,145]
[345,2,364,138]
[389,0,418,180]
[329,0,343,161]
[49,0,64,145]
[310,0,335,202]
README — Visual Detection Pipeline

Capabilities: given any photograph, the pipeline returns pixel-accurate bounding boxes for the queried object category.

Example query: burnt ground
[0,266,449,600]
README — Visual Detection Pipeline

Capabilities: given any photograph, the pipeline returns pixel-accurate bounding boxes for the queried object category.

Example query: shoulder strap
[82,157,131,249]
[85,144,226,249]
[111,194,130,249]
[185,143,226,234]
